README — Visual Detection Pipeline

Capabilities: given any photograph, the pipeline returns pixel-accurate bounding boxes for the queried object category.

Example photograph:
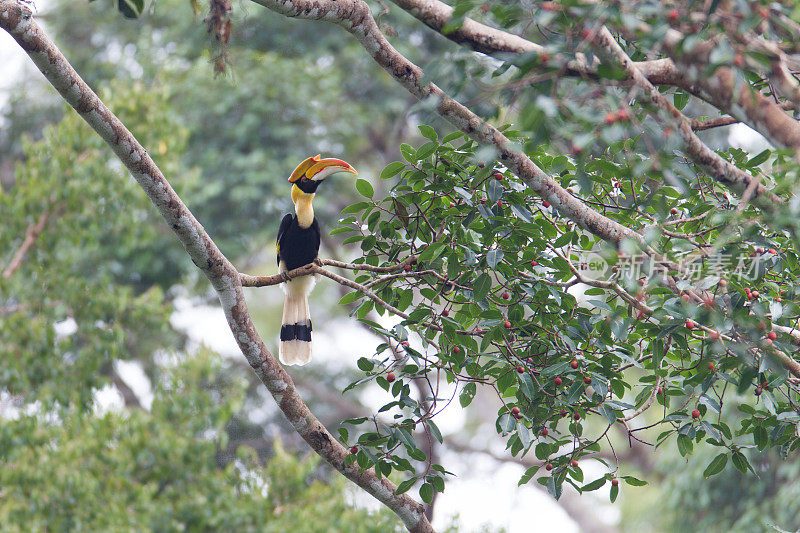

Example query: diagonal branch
[3,206,52,279]
[0,3,432,531]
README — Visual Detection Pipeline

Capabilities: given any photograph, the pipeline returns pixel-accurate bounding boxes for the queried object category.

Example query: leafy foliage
[334,129,800,502]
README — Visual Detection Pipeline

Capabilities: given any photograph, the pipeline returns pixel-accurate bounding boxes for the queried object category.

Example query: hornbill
[277,155,358,365]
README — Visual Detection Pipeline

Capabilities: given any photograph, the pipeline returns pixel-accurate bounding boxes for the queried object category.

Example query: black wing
[276,213,293,265]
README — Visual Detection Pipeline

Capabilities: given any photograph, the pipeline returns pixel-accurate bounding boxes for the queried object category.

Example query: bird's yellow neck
[291,184,315,228]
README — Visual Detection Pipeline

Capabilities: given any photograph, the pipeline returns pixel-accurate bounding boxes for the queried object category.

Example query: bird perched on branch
[277,155,358,365]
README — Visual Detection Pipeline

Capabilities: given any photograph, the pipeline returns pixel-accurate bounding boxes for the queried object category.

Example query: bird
[277,154,357,365]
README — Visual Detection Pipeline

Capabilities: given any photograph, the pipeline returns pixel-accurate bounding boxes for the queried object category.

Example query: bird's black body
[276,213,321,270]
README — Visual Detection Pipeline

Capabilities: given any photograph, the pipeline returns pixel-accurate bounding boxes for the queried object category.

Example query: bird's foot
[280,271,291,282]
[313,257,324,267]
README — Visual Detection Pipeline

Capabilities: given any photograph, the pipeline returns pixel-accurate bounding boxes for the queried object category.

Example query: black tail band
[280,321,313,342]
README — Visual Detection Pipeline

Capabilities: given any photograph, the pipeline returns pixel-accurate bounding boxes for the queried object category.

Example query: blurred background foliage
[0,0,798,531]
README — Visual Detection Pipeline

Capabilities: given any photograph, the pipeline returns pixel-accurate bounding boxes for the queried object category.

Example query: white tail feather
[279,274,316,366]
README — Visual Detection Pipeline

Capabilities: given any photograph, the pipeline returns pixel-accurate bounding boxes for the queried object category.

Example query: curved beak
[307,158,358,181]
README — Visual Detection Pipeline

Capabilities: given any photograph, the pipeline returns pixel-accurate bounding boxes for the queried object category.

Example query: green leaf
[395,477,416,495]
[581,477,607,492]
[610,484,619,502]
[419,483,434,503]
[425,419,443,444]
[418,125,438,141]
[118,0,144,18]
[486,248,504,269]
[703,453,728,478]
[380,161,406,179]
[754,425,768,450]
[473,273,491,300]
[673,89,689,110]
[355,179,374,199]
[339,291,362,305]
[748,149,770,167]
[731,451,750,474]
[459,382,477,407]
[623,476,648,486]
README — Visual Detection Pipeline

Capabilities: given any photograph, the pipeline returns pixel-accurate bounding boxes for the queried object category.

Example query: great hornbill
[277,155,358,365]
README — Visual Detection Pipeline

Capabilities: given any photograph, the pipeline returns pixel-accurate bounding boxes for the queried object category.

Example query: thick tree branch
[0,3,432,531]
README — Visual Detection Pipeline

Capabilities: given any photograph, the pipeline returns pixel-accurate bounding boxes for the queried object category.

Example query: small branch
[3,207,51,279]
[322,255,417,273]
[620,376,662,422]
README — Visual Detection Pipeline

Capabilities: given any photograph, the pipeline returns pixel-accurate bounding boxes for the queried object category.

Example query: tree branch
[3,207,51,279]
[0,3,432,530]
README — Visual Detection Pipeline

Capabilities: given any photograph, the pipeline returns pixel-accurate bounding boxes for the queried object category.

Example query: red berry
[767,331,776,340]
[756,247,764,254]
[494,172,504,181]
[404,265,411,272]
[554,377,562,386]
[442,309,449,317]
[545,462,553,471]
[685,319,695,330]
[616,109,630,121]
[497,201,505,208]
[584,376,591,385]
[540,52,550,64]
[453,346,460,354]
[571,459,579,468]
[530,260,538,267]
[765,338,773,347]
[657,387,664,395]
[769,248,777,255]
[542,200,550,208]
[638,279,646,286]
[570,360,579,369]
[350,446,358,454]
[670,207,678,215]
[542,1,556,11]
[755,387,763,396]
[681,294,691,303]
[605,112,616,124]
[559,409,568,417]
[511,406,520,416]
[611,478,619,487]
[387,373,396,383]
[734,54,744,67]
[709,330,720,340]
[751,290,760,299]
[504,321,512,329]
[776,297,782,303]
[580,28,592,40]
[502,292,510,300]
[707,362,715,371]
[573,412,581,420]
[758,322,766,331]
[718,279,727,287]
[668,8,679,21]
[691,409,701,419]
[541,428,548,436]
[517,365,525,374]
